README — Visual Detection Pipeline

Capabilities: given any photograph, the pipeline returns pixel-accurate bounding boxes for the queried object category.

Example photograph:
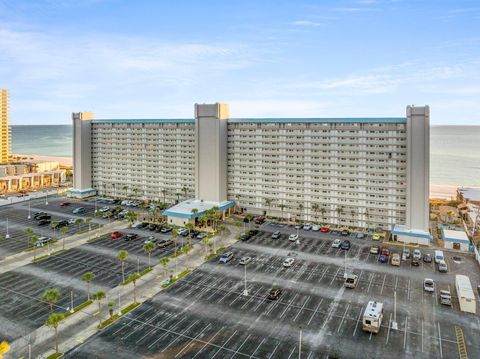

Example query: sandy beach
[12,154,73,167]
[430,184,459,199]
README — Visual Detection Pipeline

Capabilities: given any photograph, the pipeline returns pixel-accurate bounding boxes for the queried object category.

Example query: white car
[99,206,110,212]
[438,260,448,273]
[303,223,312,230]
[239,256,252,265]
[289,234,299,242]
[283,257,295,268]
[413,249,422,260]
[423,278,435,292]
[312,224,320,231]
[68,218,76,225]
[332,239,342,248]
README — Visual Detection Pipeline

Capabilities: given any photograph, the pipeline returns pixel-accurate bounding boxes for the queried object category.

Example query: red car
[111,232,123,239]
[320,227,330,233]
[60,202,71,207]
[380,247,390,257]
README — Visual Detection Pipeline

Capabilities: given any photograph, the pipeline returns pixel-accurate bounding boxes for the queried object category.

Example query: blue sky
[1,0,479,125]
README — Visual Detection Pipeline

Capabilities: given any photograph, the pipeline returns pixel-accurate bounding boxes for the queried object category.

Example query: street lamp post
[392,290,398,330]
[70,290,74,313]
[45,191,48,205]
[243,264,249,296]
[5,217,10,239]
[298,328,302,359]
[27,198,31,219]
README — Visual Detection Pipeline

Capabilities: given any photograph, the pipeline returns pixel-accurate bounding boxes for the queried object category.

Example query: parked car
[254,216,265,224]
[438,260,448,273]
[303,223,312,231]
[283,257,295,268]
[36,236,53,247]
[370,246,379,255]
[391,253,401,266]
[239,256,252,265]
[271,231,281,239]
[344,274,358,289]
[411,259,420,267]
[219,251,234,263]
[289,234,299,242]
[197,232,208,239]
[33,212,47,219]
[189,230,200,238]
[37,219,51,226]
[144,236,156,244]
[68,218,77,225]
[356,233,366,239]
[332,239,342,248]
[320,227,330,233]
[125,233,138,241]
[439,289,452,306]
[341,229,350,236]
[160,226,172,233]
[72,207,86,214]
[51,220,68,229]
[372,233,381,240]
[35,214,51,221]
[380,247,390,257]
[178,229,189,236]
[423,278,435,292]
[249,229,259,236]
[340,240,351,250]
[147,223,157,231]
[111,231,123,239]
[413,249,422,260]
[158,239,173,248]
[60,202,71,207]
[402,248,410,260]
[378,254,388,263]
[294,224,302,230]
[423,253,433,263]
[312,224,320,231]
[268,288,282,300]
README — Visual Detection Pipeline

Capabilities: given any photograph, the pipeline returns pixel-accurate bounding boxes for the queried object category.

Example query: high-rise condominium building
[71,103,430,242]
[0,89,11,163]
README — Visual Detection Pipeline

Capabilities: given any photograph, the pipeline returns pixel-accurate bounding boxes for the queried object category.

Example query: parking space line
[293,296,310,322]
[394,276,398,291]
[367,273,374,292]
[231,334,251,358]
[161,320,199,352]
[403,315,408,349]
[241,286,264,309]
[307,299,323,326]
[287,346,297,359]
[146,316,188,348]
[421,319,424,352]
[337,303,350,333]
[279,293,298,318]
[352,306,363,337]
[319,265,329,281]
[386,313,392,344]
[268,342,280,359]
[437,322,443,358]
[249,337,266,358]
[191,326,224,358]
[329,268,340,285]
[174,323,211,358]
[380,274,386,294]
[407,279,411,301]
[210,330,237,359]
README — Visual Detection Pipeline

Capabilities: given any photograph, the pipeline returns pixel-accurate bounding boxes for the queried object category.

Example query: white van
[362,301,383,334]
[434,250,444,264]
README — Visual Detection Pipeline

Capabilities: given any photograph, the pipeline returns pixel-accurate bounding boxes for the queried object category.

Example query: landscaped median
[32,249,67,263]
[98,302,140,330]
[62,299,93,320]
[86,232,112,243]
[205,246,225,261]
[121,267,153,286]
[46,352,63,359]
[161,269,191,288]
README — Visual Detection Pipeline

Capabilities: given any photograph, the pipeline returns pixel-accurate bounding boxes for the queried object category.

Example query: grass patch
[46,352,63,359]
[32,249,67,263]
[121,267,153,286]
[204,246,226,261]
[62,300,92,320]
[86,233,111,243]
[171,244,193,258]
[161,269,191,288]
[98,302,140,330]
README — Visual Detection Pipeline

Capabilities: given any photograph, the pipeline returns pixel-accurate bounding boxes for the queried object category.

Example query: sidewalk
[0,220,127,274]
[8,225,240,358]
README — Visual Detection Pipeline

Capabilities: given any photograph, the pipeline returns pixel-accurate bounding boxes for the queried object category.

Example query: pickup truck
[439,290,452,306]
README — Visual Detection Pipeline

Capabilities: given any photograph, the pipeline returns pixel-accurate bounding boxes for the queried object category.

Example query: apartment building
[71,103,430,239]
[0,89,11,163]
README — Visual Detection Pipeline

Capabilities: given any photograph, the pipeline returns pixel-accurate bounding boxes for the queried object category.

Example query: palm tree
[122,185,128,197]
[50,220,60,240]
[42,288,62,314]
[298,203,304,222]
[92,291,106,327]
[171,229,178,254]
[199,215,208,229]
[320,207,327,224]
[312,203,320,222]
[182,186,188,200]
[45,313,64,354]
[336,206,344,226]
[185,223,194,246]
[265,198,272,217]
[175,192,181,203]
[128,273,140,304]
[75,218,84,232]
[81,272,95,301]
[126,211,137,225]
[159,257,170,278]
[117,250,129,284]
[85,217,93,232]
[59,225,68,250]
[143,241,156,269]
[216,224,226,253]
[279,203,286,221]
[161,189,167,205]
[201,236,210,256]
[25,227,38,260]
[350,210,356,227]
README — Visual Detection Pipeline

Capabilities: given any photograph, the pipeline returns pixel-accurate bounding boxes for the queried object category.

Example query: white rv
[362,301,384,334]
[456,275,476,314]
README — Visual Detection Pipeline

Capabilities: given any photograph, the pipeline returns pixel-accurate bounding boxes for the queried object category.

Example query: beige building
[0,89,11,163]
[71,103,431,240]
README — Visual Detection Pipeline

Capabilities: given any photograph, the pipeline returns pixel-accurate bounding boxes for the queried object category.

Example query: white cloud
[291,20,322,27]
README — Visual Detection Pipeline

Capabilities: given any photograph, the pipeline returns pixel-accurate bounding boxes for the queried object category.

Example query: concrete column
[406,105,430,232]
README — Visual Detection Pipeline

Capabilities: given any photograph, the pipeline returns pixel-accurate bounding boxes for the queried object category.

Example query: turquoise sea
[10,125,480,187]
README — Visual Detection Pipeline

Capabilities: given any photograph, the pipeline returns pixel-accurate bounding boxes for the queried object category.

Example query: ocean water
[10,125,480,187]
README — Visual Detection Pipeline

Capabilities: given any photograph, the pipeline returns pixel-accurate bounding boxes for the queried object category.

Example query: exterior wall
[167,216,194,227]
[444,241,469,252]
[90,119,195,202]
[72,112,94,191]
[406,106,430,232]
[227,119,408,229]
[0,89,11,163]
[195,103,229,202]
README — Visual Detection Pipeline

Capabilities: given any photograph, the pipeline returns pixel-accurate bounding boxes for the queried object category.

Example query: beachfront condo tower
[0,89,11,163]
[71,103,432,244]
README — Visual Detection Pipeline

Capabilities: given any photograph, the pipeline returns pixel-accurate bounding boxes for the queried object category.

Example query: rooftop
[442,229,470,243]
[392,224,433,239]
[163,199,235,219]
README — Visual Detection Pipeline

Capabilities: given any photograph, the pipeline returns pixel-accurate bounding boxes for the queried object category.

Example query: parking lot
[66,226,480,359]
[0,225,179,344]
[0,196,104,258]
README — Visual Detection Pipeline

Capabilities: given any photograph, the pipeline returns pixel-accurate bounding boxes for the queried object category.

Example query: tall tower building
[0,89,11,163]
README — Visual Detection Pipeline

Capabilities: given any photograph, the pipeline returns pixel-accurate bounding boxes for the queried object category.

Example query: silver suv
[219,252,234,263]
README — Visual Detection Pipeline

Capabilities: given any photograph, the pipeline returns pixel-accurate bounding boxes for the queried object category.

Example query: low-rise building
[441,228,470,252]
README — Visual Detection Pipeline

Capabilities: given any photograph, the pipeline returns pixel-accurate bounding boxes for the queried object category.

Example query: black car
[158,239,174,248]
[340,240,351,250]
[125,233,138,241]
[52,220,69,229]
[248,229,259,236]
[33,212,47,219]
[38,219,51,226]
[411,259,420,267]
[268,288,282,300]
[423,254,433,263]
[341,229,350,236]
[35,214,51,221]
[155,225,164,233]
[189,230,200,238]
[147,223,157,231]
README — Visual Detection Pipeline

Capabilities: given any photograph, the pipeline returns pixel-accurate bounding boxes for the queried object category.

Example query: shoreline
[12,154,73,167]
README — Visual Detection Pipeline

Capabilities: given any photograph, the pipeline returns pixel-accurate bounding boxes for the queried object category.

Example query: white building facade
[71,103,430,235]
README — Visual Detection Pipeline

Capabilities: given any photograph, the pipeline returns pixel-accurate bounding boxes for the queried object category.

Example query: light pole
[27,198,31,219]
[243,263,249,296]
[343,248,348,279]
[5,217,10,239]
[70,290,74,313]
[94,197,97,213]
[298,327,302,359]
[137,257,140,274]
[392,290,398,330]
[45,191,48,205]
